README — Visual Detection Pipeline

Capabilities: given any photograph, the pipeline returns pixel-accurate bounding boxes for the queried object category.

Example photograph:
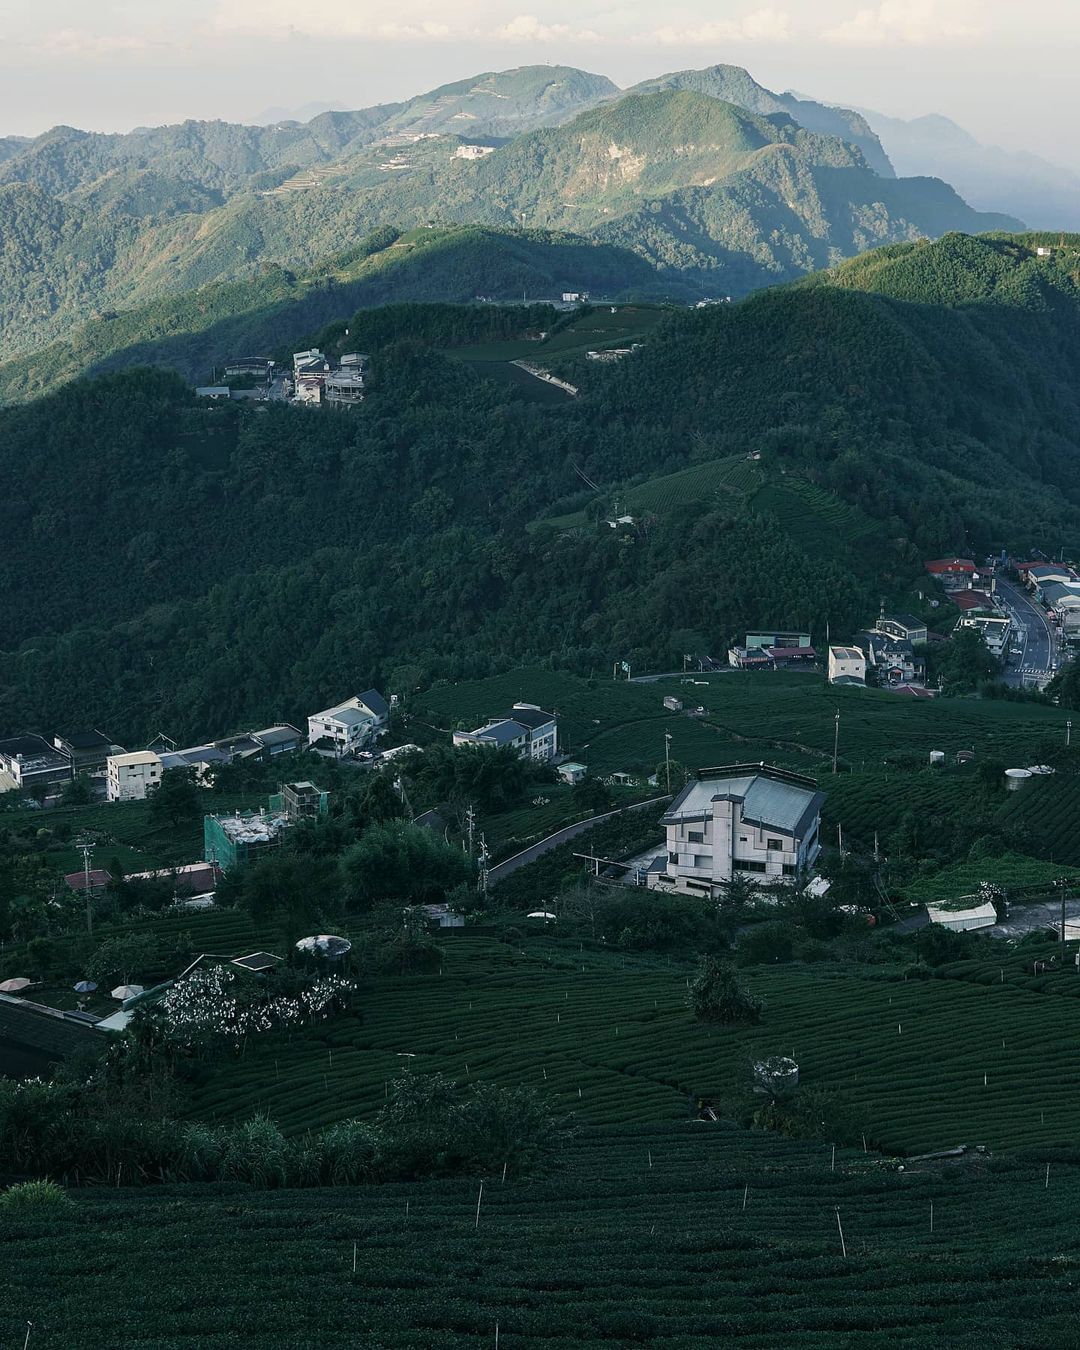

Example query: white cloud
[824,1,982,45]
[36,29,156,58]
[641,9,792,46]
[495,14,602,42]
[211,2,457,40]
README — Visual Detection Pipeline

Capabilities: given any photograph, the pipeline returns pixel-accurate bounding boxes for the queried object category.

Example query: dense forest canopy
[1,232,1079,745]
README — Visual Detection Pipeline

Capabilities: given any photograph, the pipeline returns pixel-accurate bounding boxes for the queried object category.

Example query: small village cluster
[726,554,1074,692]
[195,349,369,408]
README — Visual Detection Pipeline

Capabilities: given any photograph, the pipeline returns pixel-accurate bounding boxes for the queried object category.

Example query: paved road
[994,577,1057,688]
[488,796,668,885]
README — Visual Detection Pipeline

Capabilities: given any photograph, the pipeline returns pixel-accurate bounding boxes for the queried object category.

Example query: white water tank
[1005,768,1032,791]
[929,750,945,766]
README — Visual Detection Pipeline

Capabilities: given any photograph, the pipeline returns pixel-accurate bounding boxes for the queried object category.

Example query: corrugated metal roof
[664,770,822,839]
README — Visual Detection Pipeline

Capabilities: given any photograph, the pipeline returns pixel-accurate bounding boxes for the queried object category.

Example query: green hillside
[2,232,1080,740]
[0,227,668,402]
[0,76,1020,364]
[628,63,895,177]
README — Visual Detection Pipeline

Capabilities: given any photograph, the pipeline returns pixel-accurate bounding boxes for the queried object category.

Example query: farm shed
[927,900,998,931]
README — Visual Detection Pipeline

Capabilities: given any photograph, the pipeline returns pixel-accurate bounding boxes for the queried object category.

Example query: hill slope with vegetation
[0,232,1078,742]
[0,225,670,402]
[0,70,1018,363]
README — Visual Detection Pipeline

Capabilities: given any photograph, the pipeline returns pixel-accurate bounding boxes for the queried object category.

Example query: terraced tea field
[5,1122,1079,1348]
[184,935,1080,1156]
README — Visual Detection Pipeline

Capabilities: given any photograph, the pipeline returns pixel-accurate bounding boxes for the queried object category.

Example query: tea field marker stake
[648,1150,653,1169]
[578,1088,582,1099]
[475,1180,484,1229]
[862,1135,867,1154]
[502,1162,508,1183]
[23,1323,32,1350]
[406,1200,410,1221]
[742,1184,748,1211]
[835,1207,847,1258]
[929,1202,933,1234]
[352,1242,357,1275]
[1046,1163,1051,1190]
[831,1144,836,1172]
[983,1073,987,1086]
[495,1323,499,1348]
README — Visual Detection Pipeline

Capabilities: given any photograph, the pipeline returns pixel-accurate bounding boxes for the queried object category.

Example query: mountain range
[0,63,1022,369]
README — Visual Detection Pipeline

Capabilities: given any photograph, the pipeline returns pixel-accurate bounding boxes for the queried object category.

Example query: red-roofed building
[925,558,977,592]
[953,589,997,614]
[63,869,111,894]
[765,646,817,667]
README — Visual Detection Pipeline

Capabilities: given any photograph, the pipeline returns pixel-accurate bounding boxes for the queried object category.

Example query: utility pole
[465,803,476,859]
[477,834,490,900]
[664,733,672,794]
[1067,720,1072,748]
[1061,877,1069,957]
[832,710,840,774]
[79,840,95,936]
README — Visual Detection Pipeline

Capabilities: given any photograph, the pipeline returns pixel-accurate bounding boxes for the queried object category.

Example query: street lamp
[664,733,673,793]
[832,710,840,774]
[1067,720,1073,748]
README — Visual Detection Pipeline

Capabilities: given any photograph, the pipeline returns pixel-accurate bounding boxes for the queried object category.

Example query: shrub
[0,1180,73,1214]
[687,958,763,1025]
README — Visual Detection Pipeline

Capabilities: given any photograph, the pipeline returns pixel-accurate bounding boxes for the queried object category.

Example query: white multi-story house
[452,703,557,762]
[827,645,866,685]
[106,751,163,802]
[307,691,389,758]
[647,764,824,898]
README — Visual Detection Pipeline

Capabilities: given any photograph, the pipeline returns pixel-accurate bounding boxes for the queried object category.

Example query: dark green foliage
[687,956,763,1023]
[149,768,200,828]
[339,822,472,911]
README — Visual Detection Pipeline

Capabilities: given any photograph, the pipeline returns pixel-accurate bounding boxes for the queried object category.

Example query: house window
[767,838,782,850]
[688,830,704,844]
[739,836,749,844]
[668,852,678,865]
[736,860,767,874]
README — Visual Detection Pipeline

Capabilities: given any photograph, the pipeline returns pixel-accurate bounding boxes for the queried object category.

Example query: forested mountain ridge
[1,232,1079,744]
[626,64,893,178]
[0,69,1020,364]
[0,225,673,404]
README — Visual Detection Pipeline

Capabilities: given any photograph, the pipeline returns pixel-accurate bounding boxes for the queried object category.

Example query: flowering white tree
[154,966,352,1049]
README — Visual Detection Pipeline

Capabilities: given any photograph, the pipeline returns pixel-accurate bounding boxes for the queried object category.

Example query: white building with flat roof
[106,751,162,802]
[828,645,866,685]
[647,764,823,898]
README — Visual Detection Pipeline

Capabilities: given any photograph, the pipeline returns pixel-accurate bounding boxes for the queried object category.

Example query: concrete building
[204,807,291,870]
[250,725,305,757]
[106,751,162,802]
[1039,581,1080,634]
[307,691,389,758]
[744,631,812,652]
[324,370,365,406]
[956,614,1012,657]
[453,703,557,762]
[876,613,928,645]
[269,781,330,821]
[557,761,588,785]
[828,646,866,685]
[647,764,824,898]
[856,630,924,685]
[0,736,73,795]
[53,731,121,776]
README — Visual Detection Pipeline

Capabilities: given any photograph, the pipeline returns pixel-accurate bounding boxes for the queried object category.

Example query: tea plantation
[179,933,1080,1157]
[4,1121,1079,1348]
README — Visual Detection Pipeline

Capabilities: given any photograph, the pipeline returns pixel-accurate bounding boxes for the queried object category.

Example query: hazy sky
[2,1,1077,168]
